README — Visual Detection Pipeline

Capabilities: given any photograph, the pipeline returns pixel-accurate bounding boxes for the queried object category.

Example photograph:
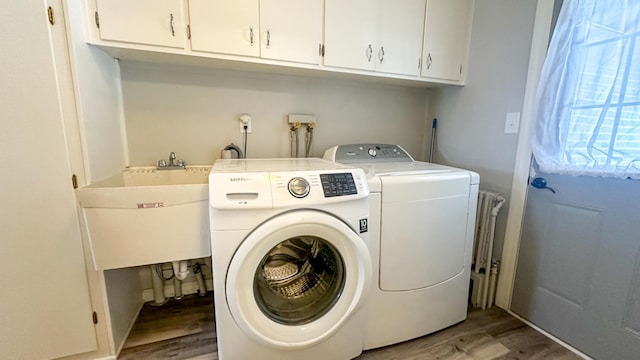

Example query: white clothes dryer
[324,144,479,350]
[209,158,372,360]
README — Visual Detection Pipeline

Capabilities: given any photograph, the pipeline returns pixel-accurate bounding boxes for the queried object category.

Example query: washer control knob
[368,148,377,157]
[288,177,310,198]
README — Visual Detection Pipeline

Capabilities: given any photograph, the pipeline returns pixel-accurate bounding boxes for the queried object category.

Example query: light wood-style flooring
[118,293,581,360]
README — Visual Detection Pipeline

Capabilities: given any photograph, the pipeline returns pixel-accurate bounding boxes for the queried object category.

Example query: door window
[532,0,640,179]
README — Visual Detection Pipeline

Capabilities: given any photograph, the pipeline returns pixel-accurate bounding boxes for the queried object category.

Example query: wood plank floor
[118,293,582,360]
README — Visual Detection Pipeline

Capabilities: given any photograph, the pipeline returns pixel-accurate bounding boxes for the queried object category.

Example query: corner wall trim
[496,0,555,309]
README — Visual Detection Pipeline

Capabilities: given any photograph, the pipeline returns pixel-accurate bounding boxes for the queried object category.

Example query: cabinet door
[96,0,186,48]
[260,0,322,64]
[376,0,425,76]
[421,0,473,81]
[190,0,260,57]
[1,0,97,358]
[323,0,377,71]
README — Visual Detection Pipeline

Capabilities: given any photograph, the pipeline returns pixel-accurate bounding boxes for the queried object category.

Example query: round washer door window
[225,210,372,349]
[254,235,345,325]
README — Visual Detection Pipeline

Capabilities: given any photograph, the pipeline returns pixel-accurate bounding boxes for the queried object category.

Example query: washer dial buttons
[288,177,310,198]
[368,148,377,157]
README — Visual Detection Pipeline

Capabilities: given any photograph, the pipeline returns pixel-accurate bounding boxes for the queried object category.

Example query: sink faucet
[157,151,186,170]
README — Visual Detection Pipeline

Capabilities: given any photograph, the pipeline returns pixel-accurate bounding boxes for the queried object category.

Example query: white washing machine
[209,158,372,360]
[324,144,479,350]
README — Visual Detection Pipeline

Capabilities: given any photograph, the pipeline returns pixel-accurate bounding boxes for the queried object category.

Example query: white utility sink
[76,166,212,270]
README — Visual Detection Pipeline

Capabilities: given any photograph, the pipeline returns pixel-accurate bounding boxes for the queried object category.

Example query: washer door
[226,210,372,349]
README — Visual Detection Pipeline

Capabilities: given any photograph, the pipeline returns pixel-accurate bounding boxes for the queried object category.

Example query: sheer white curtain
[532,0,640,179]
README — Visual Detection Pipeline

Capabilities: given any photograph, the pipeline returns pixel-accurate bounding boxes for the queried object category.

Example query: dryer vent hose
[224,143,244,159]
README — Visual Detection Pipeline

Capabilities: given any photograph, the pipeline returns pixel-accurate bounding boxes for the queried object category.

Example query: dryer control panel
[325,144,414,163]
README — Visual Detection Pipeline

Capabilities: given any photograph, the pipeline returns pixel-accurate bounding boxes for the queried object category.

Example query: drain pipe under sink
[172,260,190,280]
[150,264,168,306]
[172,260,189,300]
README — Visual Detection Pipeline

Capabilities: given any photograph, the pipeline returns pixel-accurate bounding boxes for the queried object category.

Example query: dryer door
[379,172,471,290]
[226,210,372,349]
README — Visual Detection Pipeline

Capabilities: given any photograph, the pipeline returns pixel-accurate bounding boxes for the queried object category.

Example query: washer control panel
[209,159,369,209]
[326,144,414,163]
[319,173,358,197]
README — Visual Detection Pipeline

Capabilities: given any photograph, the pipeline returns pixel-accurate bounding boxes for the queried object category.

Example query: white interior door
[511,162,640,359]
[0,1,96,358]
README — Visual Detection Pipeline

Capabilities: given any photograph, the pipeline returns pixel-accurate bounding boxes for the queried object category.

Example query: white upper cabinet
[259,0,322,64]
[189,0,322,64]
[323,0,425,76]
[421,0,474,82]
[86,0,474,85]
[96,0,186,48]
[376,0,426,76]
[189,0,260,57]
[323,0,378,71]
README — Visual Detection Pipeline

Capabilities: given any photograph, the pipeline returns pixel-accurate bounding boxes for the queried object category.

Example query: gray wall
[120,62,431,166]
[428,0,537,259]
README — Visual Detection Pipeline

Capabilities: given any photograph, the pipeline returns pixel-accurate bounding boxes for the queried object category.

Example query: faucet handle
[158,159,167,167]
[177,159,186,167]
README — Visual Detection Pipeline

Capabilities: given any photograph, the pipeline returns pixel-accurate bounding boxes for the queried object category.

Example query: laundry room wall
[427,0,537,261]
[119,61,431,166]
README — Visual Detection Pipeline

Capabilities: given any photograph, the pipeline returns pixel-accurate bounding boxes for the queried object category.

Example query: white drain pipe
[149,264,167,306]
[171,260,189,300]
[173,277,183,300]
[481,196,505,310]
[172,260,190,280]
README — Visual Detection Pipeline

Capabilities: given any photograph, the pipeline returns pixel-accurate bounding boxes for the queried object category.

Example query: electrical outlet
[239,114,252,133]
[239,121,252,133]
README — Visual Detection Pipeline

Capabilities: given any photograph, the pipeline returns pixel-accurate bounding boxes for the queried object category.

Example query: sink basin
[97,166,210,186]
[78,166,210,206]
[76,166,212,270]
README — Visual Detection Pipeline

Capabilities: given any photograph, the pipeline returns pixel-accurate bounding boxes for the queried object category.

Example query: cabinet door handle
[426,53,433,70]
[250,26,254,46]
[169,13,175,36]
[366,44,373,62]
[266,29,271,49]
[378,47,385,64]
